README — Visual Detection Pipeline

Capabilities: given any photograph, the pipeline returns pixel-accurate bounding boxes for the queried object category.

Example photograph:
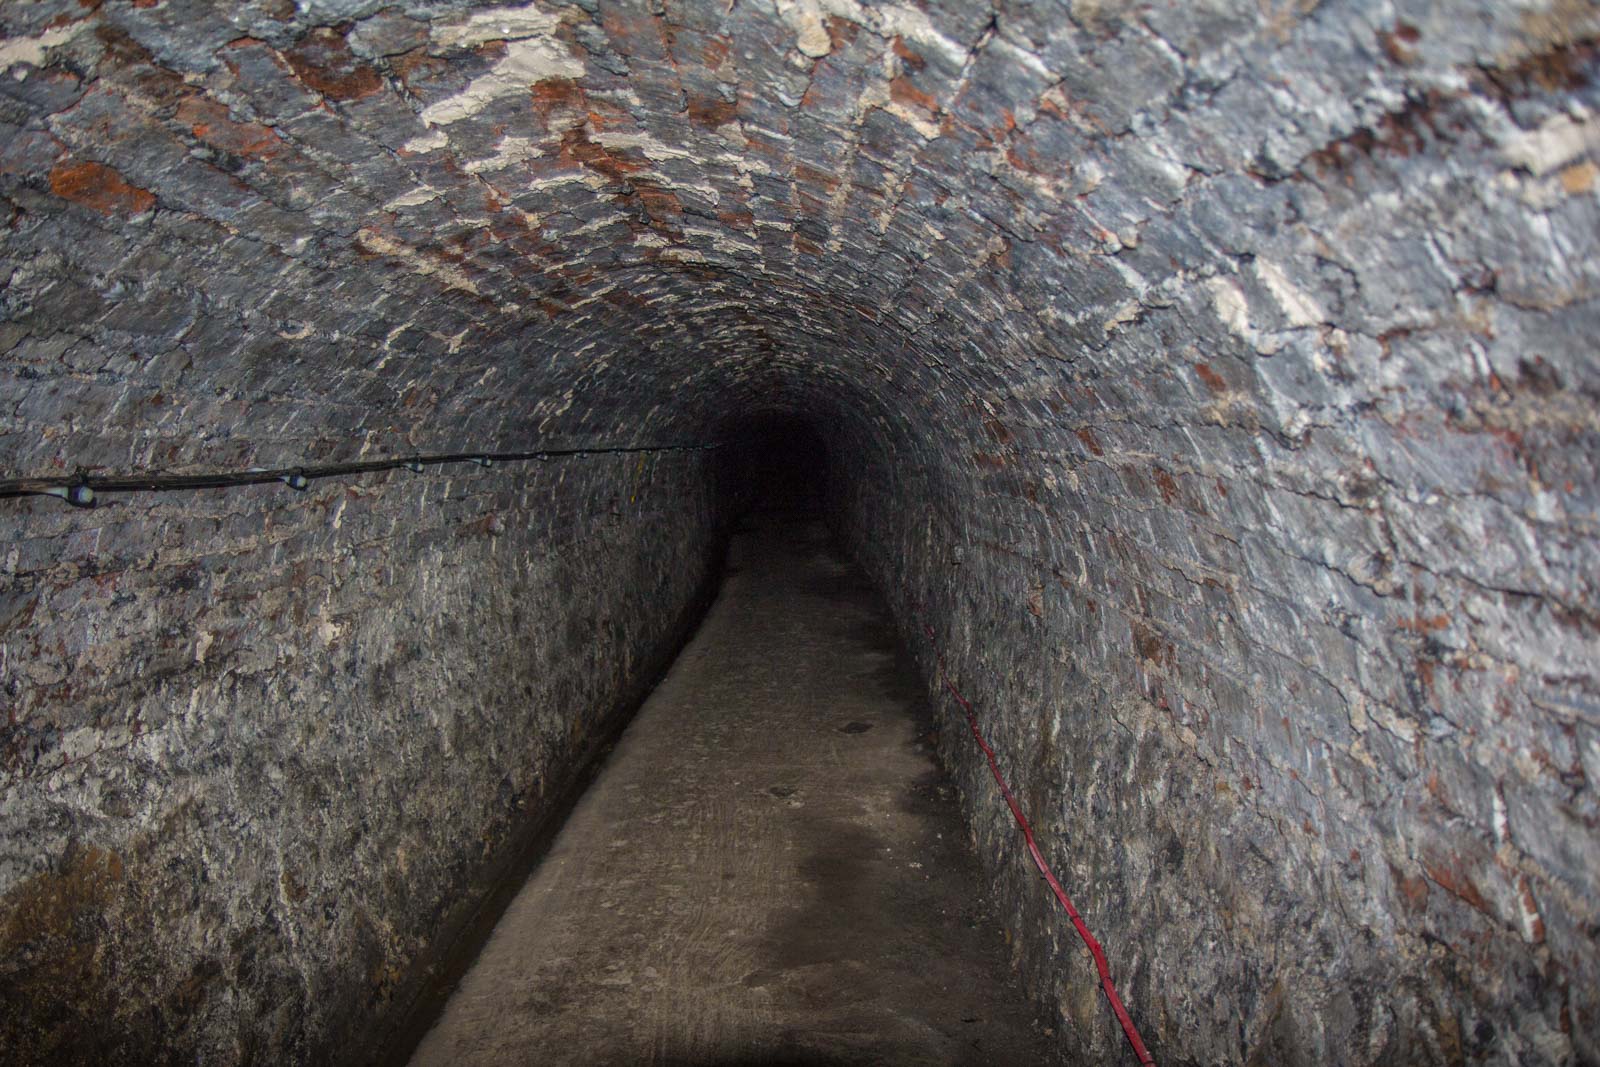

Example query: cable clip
[45,480,96,508]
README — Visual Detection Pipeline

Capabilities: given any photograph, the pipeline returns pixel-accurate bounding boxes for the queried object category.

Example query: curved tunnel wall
[1,0,1597,1063]
[1,450,727,1062]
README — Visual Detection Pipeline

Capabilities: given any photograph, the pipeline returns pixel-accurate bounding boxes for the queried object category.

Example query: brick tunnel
[2,1,1597,1064]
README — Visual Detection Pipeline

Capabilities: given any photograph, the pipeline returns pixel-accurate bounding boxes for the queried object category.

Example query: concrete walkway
[409,517,1059,1066]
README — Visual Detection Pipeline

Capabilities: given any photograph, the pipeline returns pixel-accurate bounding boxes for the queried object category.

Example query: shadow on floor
[404,514,1061,1067]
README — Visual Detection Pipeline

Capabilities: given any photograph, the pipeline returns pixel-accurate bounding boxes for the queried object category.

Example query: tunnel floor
[407,515,1061,1066]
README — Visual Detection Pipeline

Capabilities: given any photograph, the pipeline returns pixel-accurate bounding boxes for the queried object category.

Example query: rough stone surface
[0,456,723,1063]
[1,0,1597,1064]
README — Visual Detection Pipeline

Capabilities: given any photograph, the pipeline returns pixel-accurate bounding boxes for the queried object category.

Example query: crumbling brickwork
[2,0,1596,1063]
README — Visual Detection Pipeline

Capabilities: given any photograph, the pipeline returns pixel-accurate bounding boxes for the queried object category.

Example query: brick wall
[2,455,723,1061]
[2,0,1596,1063]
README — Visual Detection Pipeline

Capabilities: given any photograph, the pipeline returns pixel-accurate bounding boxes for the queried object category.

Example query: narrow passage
[410,517,1060,1065]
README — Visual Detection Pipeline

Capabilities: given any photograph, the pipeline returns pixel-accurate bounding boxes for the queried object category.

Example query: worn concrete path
[409,516,1060,1066]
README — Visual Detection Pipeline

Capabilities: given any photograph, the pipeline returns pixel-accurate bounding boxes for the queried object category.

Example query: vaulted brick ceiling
[8,0,1584,476]
[2,2,1598,1064]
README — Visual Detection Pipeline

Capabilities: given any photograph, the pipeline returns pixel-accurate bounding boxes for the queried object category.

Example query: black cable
[1,442,719,508]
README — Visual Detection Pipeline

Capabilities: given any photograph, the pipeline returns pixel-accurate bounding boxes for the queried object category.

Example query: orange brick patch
[48,160,156,216]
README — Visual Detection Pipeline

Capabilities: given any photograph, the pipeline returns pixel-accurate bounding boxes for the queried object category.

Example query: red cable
[918,617,1156,1066]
